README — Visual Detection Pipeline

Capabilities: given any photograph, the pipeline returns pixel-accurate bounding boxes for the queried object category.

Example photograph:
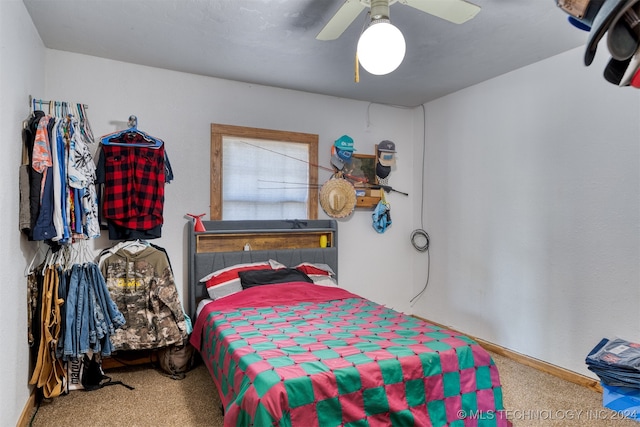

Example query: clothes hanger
[101,115,163,148]
[121,239,150,254]
[24,242,48,276]
[77,239,95,265]
[101,129,162,147]
[45,246,62,269]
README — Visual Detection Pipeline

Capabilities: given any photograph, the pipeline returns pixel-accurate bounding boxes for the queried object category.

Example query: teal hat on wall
[334,135,356,151]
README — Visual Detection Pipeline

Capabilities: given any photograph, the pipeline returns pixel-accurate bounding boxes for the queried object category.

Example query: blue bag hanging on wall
[372,199,391,233]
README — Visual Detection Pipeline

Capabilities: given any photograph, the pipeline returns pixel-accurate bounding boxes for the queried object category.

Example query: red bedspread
[191,283,510,426]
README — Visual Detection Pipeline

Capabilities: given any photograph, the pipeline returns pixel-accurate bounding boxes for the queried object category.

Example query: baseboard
[17,389,37,427]
[411,315,602,393]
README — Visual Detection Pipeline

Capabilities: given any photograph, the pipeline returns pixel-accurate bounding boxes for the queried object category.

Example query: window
[210,124,319,220]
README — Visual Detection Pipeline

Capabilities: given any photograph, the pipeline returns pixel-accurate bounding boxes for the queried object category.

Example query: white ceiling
[23,0,589,107]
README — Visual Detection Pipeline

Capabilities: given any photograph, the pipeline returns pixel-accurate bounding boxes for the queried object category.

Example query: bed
[188,220,510,426]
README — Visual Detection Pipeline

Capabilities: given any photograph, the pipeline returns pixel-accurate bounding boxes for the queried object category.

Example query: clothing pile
[586,337,640,388]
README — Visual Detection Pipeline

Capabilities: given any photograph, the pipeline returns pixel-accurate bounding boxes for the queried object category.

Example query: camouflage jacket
[100,246,188,351]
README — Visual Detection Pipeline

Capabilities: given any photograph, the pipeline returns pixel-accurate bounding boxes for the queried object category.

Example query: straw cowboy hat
[319,178,356,218]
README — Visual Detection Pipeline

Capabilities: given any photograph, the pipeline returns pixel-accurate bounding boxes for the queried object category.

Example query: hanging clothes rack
[22,95,99,243]
[29,95,88,115]
[29,94,94,140]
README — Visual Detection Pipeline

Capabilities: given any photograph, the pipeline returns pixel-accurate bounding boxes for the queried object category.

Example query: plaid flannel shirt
[99,138,165,231]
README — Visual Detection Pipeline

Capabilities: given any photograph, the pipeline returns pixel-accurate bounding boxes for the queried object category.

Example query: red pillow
[294,262,335,277]
[200,262,273,299]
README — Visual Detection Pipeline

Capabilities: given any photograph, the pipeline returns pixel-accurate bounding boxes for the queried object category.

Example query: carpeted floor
[29,363,224,427]
[28,352,639,426]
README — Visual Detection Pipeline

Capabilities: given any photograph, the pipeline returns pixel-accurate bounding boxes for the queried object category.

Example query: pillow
[294,262,335,277]
[239,268,313,289]
[200,261,275,300]
[267,259,287,270]
[307,275,339,287]
[207,281,243,300]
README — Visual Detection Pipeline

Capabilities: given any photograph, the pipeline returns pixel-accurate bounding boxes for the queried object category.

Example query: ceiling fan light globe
[357,21,406,76]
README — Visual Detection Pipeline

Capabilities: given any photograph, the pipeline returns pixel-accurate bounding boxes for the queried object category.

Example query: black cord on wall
[410,104,430,304]
[364,101,431,303]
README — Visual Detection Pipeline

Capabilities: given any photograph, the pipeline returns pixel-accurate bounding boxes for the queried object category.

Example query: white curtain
[223,137,309,219]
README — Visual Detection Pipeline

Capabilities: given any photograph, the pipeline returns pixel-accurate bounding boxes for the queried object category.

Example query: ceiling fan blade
[316,0,367,41]
[400,0,480,24]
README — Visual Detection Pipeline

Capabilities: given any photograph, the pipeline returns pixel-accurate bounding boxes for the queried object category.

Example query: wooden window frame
[210,123,319,220]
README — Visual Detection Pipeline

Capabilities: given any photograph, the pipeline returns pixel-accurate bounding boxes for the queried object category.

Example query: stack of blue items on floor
[587,338,640,389]
[586,338,640,421]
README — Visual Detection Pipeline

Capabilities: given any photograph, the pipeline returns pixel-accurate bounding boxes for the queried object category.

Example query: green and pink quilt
[191,283,510,426]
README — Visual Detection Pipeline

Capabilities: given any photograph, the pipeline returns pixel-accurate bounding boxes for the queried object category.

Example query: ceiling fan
[316,0,481,41]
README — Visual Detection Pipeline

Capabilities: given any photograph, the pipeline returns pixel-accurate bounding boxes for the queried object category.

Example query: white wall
[41,50,417,318]
[0,1,46,424]
[414,46,640,377]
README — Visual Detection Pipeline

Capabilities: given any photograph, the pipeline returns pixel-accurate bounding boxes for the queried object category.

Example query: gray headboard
[187,219,338,317]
